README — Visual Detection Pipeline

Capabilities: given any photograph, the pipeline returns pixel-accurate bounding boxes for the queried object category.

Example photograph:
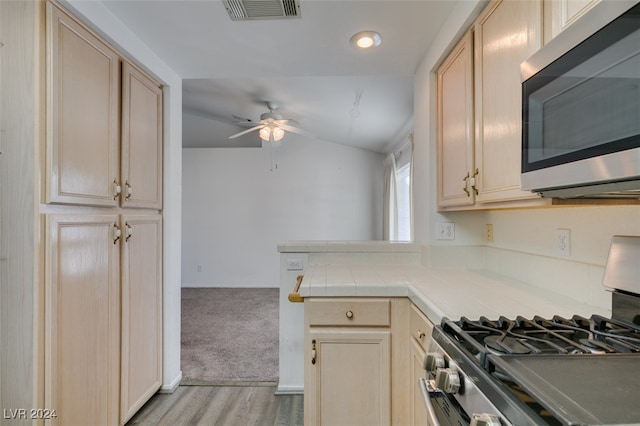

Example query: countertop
[299,264,611,323]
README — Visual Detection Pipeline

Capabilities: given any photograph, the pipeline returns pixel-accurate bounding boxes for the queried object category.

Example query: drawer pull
[346,310,354,319]
[417,330,426,339]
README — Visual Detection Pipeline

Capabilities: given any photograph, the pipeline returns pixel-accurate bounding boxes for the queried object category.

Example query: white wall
[413,0,640,310]
[182,136,384,288]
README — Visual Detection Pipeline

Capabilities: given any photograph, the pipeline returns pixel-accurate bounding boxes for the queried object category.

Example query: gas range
[421,236,640,425]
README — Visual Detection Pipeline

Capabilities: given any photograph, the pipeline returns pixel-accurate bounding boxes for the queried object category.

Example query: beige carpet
[181,288,279,384]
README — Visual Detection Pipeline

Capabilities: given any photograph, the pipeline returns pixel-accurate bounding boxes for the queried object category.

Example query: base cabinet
[120,215,163,424]
[304,298,408,426]
[45,215,122,426]
[45,214,162,426]
[307,330,391,425]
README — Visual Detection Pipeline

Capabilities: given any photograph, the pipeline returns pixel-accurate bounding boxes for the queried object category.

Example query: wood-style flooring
[126,385,304,426]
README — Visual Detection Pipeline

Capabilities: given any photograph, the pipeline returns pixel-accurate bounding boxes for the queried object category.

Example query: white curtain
[384,135,414,241]
[383,153,398,240]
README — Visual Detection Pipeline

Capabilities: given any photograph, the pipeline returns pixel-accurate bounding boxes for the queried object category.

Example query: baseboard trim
[159,371,182,393]
[275,385,304,395]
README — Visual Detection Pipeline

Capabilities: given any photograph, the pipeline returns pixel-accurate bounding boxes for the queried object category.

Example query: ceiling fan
[228,101,312,143]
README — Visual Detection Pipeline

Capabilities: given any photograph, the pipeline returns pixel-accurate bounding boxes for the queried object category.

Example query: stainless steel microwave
[521,1,640,199]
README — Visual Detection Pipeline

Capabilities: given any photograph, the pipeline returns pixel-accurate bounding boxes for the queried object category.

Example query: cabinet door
[306,329,391,426]
[46,3,120,206]
[45,214,120,426]
[436,31,475,208]
[120,214,163,424]
[121,62,163,209]
[543,0,601,44]
[474,0,542,203]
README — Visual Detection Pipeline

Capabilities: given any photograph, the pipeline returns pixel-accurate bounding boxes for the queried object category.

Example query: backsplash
[427,245,610,311]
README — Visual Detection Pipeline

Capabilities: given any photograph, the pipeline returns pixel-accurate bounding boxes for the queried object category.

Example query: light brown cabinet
[43,3,164,425]
[543,0,601,44]
[1,1,163,422]
[304,298,412,426]
[45,215,122,426]
[44,213,162,426]
[47,4,162,209]
[304,299,392,426]
[437,0,545,210]
[121,63,163,209]
[436,31,475,208]
[46,4,120,206]
[120,214,163,424]
[474,0,543,204]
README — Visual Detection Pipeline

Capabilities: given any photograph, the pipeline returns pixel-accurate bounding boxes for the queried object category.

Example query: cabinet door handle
[346,310,354,319]
[470,168,479,196]
[124,180,133,200]
[311,339,317,365]
[125,222,133,242]
[113,179,122,200]
[112,223,121,245]
[462,172,470,197]
[417,330,426,339]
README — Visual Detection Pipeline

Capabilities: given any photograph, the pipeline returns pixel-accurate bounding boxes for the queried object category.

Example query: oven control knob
[424,353,445,373]
[470,413,501,426]
[435,368,460,394]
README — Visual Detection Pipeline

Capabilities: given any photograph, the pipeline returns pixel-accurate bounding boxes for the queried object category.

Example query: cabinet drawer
[306,298,390,327]
[410,304,433,350]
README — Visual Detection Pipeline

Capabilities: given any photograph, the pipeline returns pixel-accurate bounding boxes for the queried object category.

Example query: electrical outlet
[485,224,494,242]
[557,229,571,257]
[286,259,304,271]
[436,222,455,240]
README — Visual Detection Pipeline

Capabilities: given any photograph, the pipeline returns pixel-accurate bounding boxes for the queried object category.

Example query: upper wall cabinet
[543,0,601,44]
[46,3,163,208]
[121,63,163,209]
[46,3,121,207]
[474,0,543,204]
[437,0,545,210]
[436,31,475,208]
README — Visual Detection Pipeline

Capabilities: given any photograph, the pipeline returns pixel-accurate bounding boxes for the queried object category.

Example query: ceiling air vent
[223,0,301,21]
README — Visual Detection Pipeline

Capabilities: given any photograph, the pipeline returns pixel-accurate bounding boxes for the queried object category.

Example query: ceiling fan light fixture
[272,126,285,141]
[259,125,285,143]
[350,31,382,49]
[259,126,271,141]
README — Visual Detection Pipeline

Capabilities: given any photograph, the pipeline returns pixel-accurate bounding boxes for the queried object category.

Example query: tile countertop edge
[298,265,611,324]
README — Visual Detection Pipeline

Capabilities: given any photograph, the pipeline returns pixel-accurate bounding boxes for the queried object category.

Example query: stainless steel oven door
[419,377,464,426]
[424,337,510,426]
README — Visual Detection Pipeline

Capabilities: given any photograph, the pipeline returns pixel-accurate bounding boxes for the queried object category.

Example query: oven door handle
[418,377,442,426]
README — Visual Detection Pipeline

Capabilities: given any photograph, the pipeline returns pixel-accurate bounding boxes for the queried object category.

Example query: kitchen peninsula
[278,241,612,425]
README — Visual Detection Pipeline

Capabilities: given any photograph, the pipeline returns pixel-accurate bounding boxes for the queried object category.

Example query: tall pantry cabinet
[1,1,163,425]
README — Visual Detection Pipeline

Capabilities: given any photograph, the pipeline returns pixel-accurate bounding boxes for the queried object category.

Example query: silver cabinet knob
[470,413,501,426]
[435,368,460,394]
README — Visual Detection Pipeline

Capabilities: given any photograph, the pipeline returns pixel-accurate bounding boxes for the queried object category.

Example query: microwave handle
[418,378,442,426]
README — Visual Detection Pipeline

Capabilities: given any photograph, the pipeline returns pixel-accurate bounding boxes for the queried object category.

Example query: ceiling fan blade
[232,121,260,128]
[281,124,315,139]
[229,124,264,139]
[232,115,259,127]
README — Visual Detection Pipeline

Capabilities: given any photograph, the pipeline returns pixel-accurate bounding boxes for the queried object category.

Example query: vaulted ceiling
[100,0,460,152]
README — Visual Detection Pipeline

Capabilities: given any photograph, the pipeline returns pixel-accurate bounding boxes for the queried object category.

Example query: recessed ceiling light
[350,31,382,49]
